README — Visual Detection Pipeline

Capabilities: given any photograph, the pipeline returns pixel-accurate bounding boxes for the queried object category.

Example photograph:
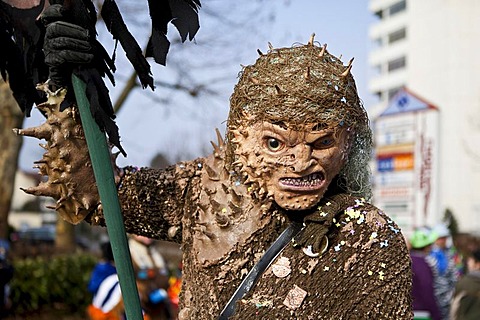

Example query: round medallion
[272,256,291,278]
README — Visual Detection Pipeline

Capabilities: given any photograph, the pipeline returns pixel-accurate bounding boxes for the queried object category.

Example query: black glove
[41,4,94,88]
[38,3,126,157]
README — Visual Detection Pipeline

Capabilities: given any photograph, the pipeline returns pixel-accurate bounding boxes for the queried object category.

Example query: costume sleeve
[91,159,203,242]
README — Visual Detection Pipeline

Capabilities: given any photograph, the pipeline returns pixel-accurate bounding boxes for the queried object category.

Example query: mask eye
[266,138,283,152]
[313,135,335,149]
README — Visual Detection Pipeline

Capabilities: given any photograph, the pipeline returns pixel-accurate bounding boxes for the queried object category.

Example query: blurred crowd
[86,235,182,320]
[0,232,182,319]
[410,224,480,320]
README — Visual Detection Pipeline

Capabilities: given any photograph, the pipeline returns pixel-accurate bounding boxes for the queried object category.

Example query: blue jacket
[88,262,117,294]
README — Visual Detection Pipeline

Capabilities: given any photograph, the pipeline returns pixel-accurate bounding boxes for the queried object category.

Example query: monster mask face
[232,121,350,210]
[227,36,374,209]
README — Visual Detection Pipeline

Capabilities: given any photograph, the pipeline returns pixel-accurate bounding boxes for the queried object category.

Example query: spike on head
[340,57,355,78]
[319,44,327,58]
[257,49,264,56]
[268,42,273,51]
[308,33,315,46]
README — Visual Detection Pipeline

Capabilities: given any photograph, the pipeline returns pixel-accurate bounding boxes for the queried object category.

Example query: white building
[9,171,55,230]
[368,0,480,234]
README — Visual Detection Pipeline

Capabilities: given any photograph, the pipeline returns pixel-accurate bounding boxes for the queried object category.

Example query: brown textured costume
[17,38,413,319]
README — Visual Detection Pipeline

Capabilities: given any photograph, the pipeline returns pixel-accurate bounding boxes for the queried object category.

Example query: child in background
[87,241,124,320]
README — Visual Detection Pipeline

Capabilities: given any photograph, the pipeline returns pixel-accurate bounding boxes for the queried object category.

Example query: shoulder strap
[218,221,304,319]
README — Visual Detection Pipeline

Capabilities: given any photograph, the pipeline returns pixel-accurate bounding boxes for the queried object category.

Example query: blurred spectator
[87,241,124,320]
[129,235,174,320]
[428,224,461,319]
[450,249,480,320]
[88,242,117,295]
[410,227,442,320]
[166,263,182,316]
[87,273,123,320]
[87,237,175,320]
[0,239,13,318]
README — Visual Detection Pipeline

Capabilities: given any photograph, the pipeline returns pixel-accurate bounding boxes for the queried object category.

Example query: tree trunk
[0,79,24,239]
[55,218,76,253]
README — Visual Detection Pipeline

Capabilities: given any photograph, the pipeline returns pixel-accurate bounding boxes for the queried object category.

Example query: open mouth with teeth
[279,172,325,191]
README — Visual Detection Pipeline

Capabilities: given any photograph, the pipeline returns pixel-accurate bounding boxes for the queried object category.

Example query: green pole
[72,75,143,320]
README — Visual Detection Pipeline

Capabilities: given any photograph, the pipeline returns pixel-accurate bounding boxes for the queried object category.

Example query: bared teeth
[280,173,324,187]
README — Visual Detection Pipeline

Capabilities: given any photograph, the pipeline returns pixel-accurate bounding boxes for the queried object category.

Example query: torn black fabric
[145,0,201,65]
[169,0,201,42]
[74,67,126,157]
[0,1,48,115]
[101,0,154,90]
[40,3,124,154]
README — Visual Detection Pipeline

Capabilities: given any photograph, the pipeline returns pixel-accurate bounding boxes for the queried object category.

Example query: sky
[19,0,376,170]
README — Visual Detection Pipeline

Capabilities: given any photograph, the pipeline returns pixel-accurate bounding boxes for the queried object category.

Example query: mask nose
[288,144,317,173]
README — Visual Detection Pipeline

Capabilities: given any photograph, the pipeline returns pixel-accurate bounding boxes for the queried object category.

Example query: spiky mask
[227,37,373,201]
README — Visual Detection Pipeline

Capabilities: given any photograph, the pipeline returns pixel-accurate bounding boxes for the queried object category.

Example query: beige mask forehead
[259,121,349,142]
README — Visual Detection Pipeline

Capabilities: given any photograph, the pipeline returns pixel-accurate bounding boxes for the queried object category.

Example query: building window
[374,9,383,20]
[388,28,406,44]
[389,0,406,16]
[383,202,409,212]
[388,56,406,72]
[387,86,403,100]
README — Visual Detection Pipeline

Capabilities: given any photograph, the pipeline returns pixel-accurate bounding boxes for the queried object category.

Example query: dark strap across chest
[218,193,360,319]
[217,221,304,319]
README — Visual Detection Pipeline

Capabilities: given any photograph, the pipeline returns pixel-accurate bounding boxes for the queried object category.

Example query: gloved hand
[40,4,94,88]
[37,3,125,157]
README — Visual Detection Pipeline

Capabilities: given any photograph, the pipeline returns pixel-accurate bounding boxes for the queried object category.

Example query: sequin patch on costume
[283,284,307,310]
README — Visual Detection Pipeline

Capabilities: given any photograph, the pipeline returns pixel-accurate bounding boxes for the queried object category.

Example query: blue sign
[380,88,438,116]
[378,157,394,172]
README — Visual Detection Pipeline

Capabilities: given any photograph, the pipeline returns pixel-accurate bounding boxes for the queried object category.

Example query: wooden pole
[72,75,143,320]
